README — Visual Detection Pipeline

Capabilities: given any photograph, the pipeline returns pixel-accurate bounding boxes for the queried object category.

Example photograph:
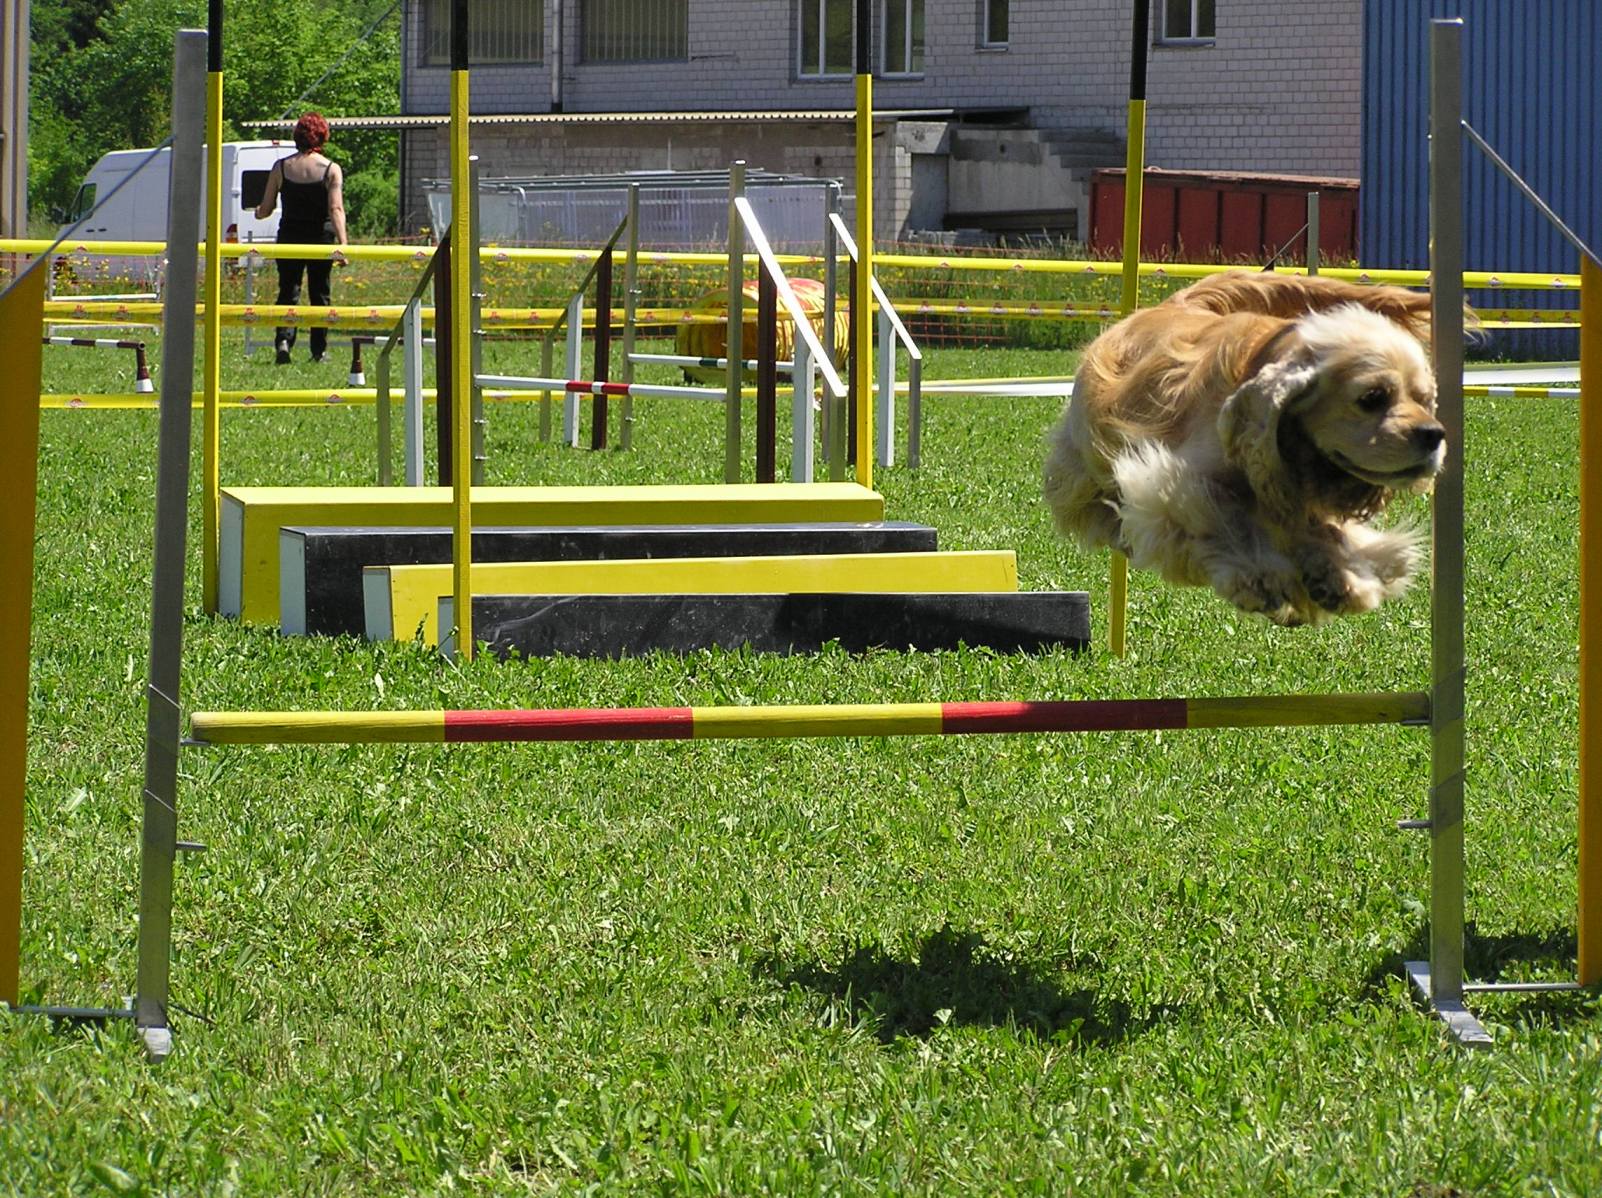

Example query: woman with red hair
[255,112,348,364]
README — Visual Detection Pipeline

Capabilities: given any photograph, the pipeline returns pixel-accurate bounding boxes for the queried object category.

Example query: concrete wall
[400,0,1362,234]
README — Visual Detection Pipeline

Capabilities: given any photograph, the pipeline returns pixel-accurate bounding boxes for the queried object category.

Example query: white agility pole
[563,292,582,447]
[791,336,814,483]
[876,303,895,468]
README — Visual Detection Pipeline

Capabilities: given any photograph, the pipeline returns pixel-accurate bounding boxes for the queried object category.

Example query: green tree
[30,0,401,233]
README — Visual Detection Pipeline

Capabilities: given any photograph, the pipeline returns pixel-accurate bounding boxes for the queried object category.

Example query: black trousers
[274,252,334,357]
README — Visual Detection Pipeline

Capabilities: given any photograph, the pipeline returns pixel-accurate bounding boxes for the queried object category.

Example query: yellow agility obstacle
[218,482,886,625]
[366,549,1019,646]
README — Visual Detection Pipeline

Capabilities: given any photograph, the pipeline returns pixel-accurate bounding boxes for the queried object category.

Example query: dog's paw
[1216,569,1306,625]
[1343,522,1424,592]
[1301,558,1386,615]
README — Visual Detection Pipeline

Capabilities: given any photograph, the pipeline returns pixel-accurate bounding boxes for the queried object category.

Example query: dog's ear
[1218,348,1319,516]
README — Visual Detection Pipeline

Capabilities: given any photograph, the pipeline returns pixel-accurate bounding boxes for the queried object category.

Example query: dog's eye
[1357,387,1390,413]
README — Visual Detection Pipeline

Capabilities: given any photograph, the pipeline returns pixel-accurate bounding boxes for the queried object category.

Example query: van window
[241,170,271,210]
[69,183,97,222]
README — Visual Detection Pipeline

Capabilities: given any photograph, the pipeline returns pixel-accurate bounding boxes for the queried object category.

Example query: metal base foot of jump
[1405,960,1493,1048]
[138,1023,173,1061]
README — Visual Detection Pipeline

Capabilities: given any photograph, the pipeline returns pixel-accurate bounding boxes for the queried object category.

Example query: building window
[421,0,544,65]
[582,0,688,62]
[981,0,1007,48]
[1160,0,1215,42]
[882,0,924,75]
[799,0,852,78]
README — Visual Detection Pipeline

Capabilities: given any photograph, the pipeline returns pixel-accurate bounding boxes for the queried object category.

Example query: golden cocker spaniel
[1042,271,1447,626]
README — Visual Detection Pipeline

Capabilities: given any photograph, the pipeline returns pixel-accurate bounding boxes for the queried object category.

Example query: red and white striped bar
[189,691,1430,746]
[1462,384,1579,399]
[43,337,145,350]
[42,336,152,392]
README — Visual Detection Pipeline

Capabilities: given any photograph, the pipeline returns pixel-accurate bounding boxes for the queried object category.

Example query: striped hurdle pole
[853,0,874,489]
[189,692,1430,746]
[448,0,474,660]
[1110,0,1152,660]
[475,375,731,401]
[42,338,152,392]
[348,337,370,386]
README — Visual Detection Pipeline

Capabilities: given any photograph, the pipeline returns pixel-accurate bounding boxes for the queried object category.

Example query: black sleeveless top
[277,159,331,244]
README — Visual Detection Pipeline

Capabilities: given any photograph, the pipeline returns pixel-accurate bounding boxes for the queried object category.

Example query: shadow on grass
[760,924,1177,1047]
[1364,921,1599,1028]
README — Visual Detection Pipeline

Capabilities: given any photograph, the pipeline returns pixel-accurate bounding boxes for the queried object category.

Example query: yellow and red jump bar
[189,692,1428,746]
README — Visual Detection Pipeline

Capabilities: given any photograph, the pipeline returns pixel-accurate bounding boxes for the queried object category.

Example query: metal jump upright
[1404,16,1602,1043]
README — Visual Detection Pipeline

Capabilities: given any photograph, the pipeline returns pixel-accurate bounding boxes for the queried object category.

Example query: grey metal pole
[907,354,922,470]
[1412,16,1486,1048]
[620,183,641,450]
[725,160,746,483]
[539,333,554,443]
[1306,191,1321,276]
[376,346,392,484]
[403,298,425,484]
[134,26,206,1063]
[242,234,256,355]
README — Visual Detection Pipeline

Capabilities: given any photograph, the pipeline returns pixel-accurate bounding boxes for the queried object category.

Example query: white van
[58,140,297,283]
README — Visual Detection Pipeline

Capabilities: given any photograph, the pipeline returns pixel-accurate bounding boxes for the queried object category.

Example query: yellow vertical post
[449,0,474,659]
[1110,0,1151,659]
[853,0,873,489]
[0,263,45,1007]
[1580,255,1601,985]
[202,0,224,613]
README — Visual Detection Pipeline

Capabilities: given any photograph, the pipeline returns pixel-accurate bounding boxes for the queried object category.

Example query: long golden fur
[1042,271,1447,625]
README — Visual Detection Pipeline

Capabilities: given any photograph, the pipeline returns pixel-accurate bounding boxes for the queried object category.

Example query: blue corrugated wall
[1361,0,1601,358]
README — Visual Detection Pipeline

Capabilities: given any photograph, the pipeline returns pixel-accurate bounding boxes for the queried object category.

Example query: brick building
[394,0,1361,241]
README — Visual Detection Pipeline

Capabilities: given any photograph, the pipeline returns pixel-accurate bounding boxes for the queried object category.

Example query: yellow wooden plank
[375,550,1019,645]
[221,483,885,624]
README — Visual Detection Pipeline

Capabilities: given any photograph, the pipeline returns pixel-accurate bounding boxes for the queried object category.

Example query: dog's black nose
[1414,424,1445,452]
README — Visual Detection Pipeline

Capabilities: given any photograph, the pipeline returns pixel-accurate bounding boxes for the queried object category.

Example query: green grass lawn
[0,330,1598,1196]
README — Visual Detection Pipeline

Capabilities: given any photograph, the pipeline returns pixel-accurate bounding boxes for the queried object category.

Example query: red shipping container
[1090,167,1359,264]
